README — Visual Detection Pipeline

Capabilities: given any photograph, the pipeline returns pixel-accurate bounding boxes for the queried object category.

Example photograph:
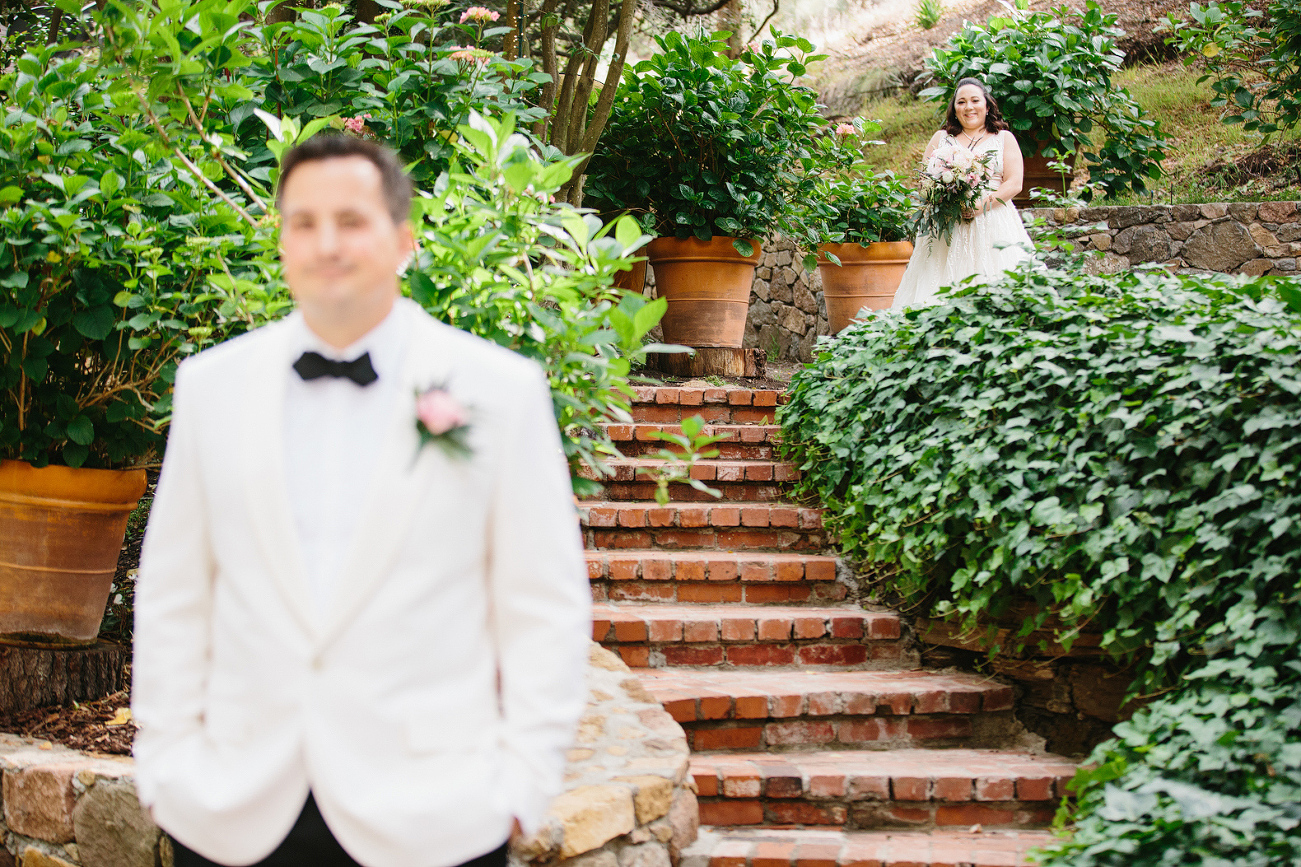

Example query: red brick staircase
[585,385,1076,867]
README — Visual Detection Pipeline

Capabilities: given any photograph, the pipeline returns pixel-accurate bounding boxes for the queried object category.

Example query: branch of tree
[562,0,611,155]
[533,0,560,141]
[754,0,781,39]
[647,0,733,17]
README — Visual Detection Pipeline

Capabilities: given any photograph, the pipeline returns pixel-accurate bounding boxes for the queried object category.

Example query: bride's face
[954,85,988,131]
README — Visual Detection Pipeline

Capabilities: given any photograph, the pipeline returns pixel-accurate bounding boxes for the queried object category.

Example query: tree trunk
[353,0,381,24]
[651,348,766,378]
[722,0,744,57]
[0,642,129,714]
[503,0,520,60]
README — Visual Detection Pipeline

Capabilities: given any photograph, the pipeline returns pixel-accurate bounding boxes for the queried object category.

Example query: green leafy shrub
[1161,0,1301,134]
[921,0,1166,198]
[0,43,283,469]
[102,0,545,197]
[782,267,1300,673]
[582,29,828,246]
[407,111,664,492]
[1039,639,1300,865]
[4,0,661,485]
[779,266,1301,862]
[798,120,916,257]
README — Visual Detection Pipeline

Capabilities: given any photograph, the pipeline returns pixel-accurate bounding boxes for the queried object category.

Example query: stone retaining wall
[0,644,696,867]
[711,201,1301,364]
[1025,200,1301,277]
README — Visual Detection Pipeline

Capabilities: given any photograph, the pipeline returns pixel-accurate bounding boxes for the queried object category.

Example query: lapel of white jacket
[315,304,453,650]
[241,318,321,643]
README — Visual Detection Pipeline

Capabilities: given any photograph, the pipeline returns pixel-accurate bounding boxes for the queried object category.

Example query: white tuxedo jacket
[132,299,591,867]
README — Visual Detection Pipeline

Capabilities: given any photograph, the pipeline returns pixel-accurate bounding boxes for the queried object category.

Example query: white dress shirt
[283,303,409,618]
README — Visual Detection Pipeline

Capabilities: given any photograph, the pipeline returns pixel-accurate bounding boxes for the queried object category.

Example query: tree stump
[0,642,129,714]
[649,348,766,378]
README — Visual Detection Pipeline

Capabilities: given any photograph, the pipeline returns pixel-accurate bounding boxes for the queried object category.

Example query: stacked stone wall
[1025,200,1301,277]
[717,201,1301,364]
[0,644,696,867]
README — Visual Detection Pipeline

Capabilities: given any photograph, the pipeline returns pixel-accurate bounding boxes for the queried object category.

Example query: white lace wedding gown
[890,133,1036,310]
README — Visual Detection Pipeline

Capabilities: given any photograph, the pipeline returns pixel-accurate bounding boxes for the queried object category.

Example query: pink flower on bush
[448,45,489,63]
[835,123,856,137]
[460,5,500,23]
[416,388,467,434]
[343,113,372,134]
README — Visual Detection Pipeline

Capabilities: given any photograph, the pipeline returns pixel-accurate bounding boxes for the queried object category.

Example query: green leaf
[65,415,94,446]
[72,305,116,340]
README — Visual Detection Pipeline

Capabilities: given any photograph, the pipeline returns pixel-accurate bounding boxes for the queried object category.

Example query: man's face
[279,156,413,334]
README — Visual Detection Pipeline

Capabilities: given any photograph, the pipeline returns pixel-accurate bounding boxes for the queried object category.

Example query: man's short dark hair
[276,135,413,224]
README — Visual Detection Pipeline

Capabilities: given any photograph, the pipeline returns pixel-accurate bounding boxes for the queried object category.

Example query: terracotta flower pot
[0,460,148,647]
[646,236,761,348]
[1016,140,1077,206]
[612,258,648,295]
[817,241,915,333]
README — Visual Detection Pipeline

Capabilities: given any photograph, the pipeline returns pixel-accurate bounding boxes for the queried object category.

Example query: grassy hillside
[857,62,1301,204]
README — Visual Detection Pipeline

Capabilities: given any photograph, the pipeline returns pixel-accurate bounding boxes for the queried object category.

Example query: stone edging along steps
[588,384,1078,867]
[0,645,696,867]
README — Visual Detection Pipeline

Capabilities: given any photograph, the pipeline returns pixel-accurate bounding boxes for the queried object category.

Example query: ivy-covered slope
[779,267,1301,864]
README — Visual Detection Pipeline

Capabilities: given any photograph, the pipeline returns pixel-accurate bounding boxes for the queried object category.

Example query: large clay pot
[1016,140,1077,206]
[612,258,647,295]
[646,236,761,348]
[0,460,147,647]
[817,240,914,333]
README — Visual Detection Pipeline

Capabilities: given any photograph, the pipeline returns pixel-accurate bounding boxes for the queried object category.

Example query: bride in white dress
[891,77,1036,309]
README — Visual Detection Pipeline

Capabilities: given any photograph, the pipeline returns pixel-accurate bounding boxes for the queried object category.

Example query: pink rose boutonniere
[415,386,472,460]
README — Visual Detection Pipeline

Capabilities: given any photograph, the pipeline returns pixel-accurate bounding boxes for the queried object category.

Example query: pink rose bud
[416,390,467,434]
[835,123,856,137]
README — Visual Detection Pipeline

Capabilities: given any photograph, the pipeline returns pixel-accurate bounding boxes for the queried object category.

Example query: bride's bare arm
[922,129,947,163]
[981,131,1024,210]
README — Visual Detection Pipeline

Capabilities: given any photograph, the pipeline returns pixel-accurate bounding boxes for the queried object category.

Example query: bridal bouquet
[910,143,998,245]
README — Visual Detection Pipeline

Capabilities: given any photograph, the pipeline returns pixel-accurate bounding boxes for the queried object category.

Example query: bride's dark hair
[943,77,1010,135]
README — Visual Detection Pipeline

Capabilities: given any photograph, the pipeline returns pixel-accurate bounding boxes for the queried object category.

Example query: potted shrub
[583,29,828,348]
[797,122,917,332]
[920,0,1167,202]
[813,172,916,332]
[0,45,277,645]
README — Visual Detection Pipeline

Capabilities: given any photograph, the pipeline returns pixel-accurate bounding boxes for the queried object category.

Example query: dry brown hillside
[803,0,1192,117]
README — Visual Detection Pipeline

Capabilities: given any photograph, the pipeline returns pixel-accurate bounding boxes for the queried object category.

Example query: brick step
[580,458,800,484]
[642,669,1018,752]
[593,604,910,671]
[581,459,799,503]
[606,424,783,460]
[581,502,826,551]
[587,551,845,605]
[692,749,1078,831]
[681,826,1057,867]
[627,386,785,426]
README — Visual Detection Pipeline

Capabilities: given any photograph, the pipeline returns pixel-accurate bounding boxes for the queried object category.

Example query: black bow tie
[293,350,378,386]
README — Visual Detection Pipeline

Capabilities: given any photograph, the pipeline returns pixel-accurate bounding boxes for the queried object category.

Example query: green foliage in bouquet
[1161,0,1301,134]
[779,267,1301,863]
[582,29,828,249]
[921,0,1167,198]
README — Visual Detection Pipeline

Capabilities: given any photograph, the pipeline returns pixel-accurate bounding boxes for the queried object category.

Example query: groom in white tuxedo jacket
[131,135,591,867]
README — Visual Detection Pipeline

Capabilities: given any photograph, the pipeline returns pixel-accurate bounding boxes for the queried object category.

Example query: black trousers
[170,794,510,867]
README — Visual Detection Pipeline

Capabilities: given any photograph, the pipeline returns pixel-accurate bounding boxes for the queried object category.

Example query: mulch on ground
[0,688,136,756]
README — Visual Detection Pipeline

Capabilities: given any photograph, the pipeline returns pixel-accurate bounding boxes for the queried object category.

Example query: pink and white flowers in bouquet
[910,142,998,245]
